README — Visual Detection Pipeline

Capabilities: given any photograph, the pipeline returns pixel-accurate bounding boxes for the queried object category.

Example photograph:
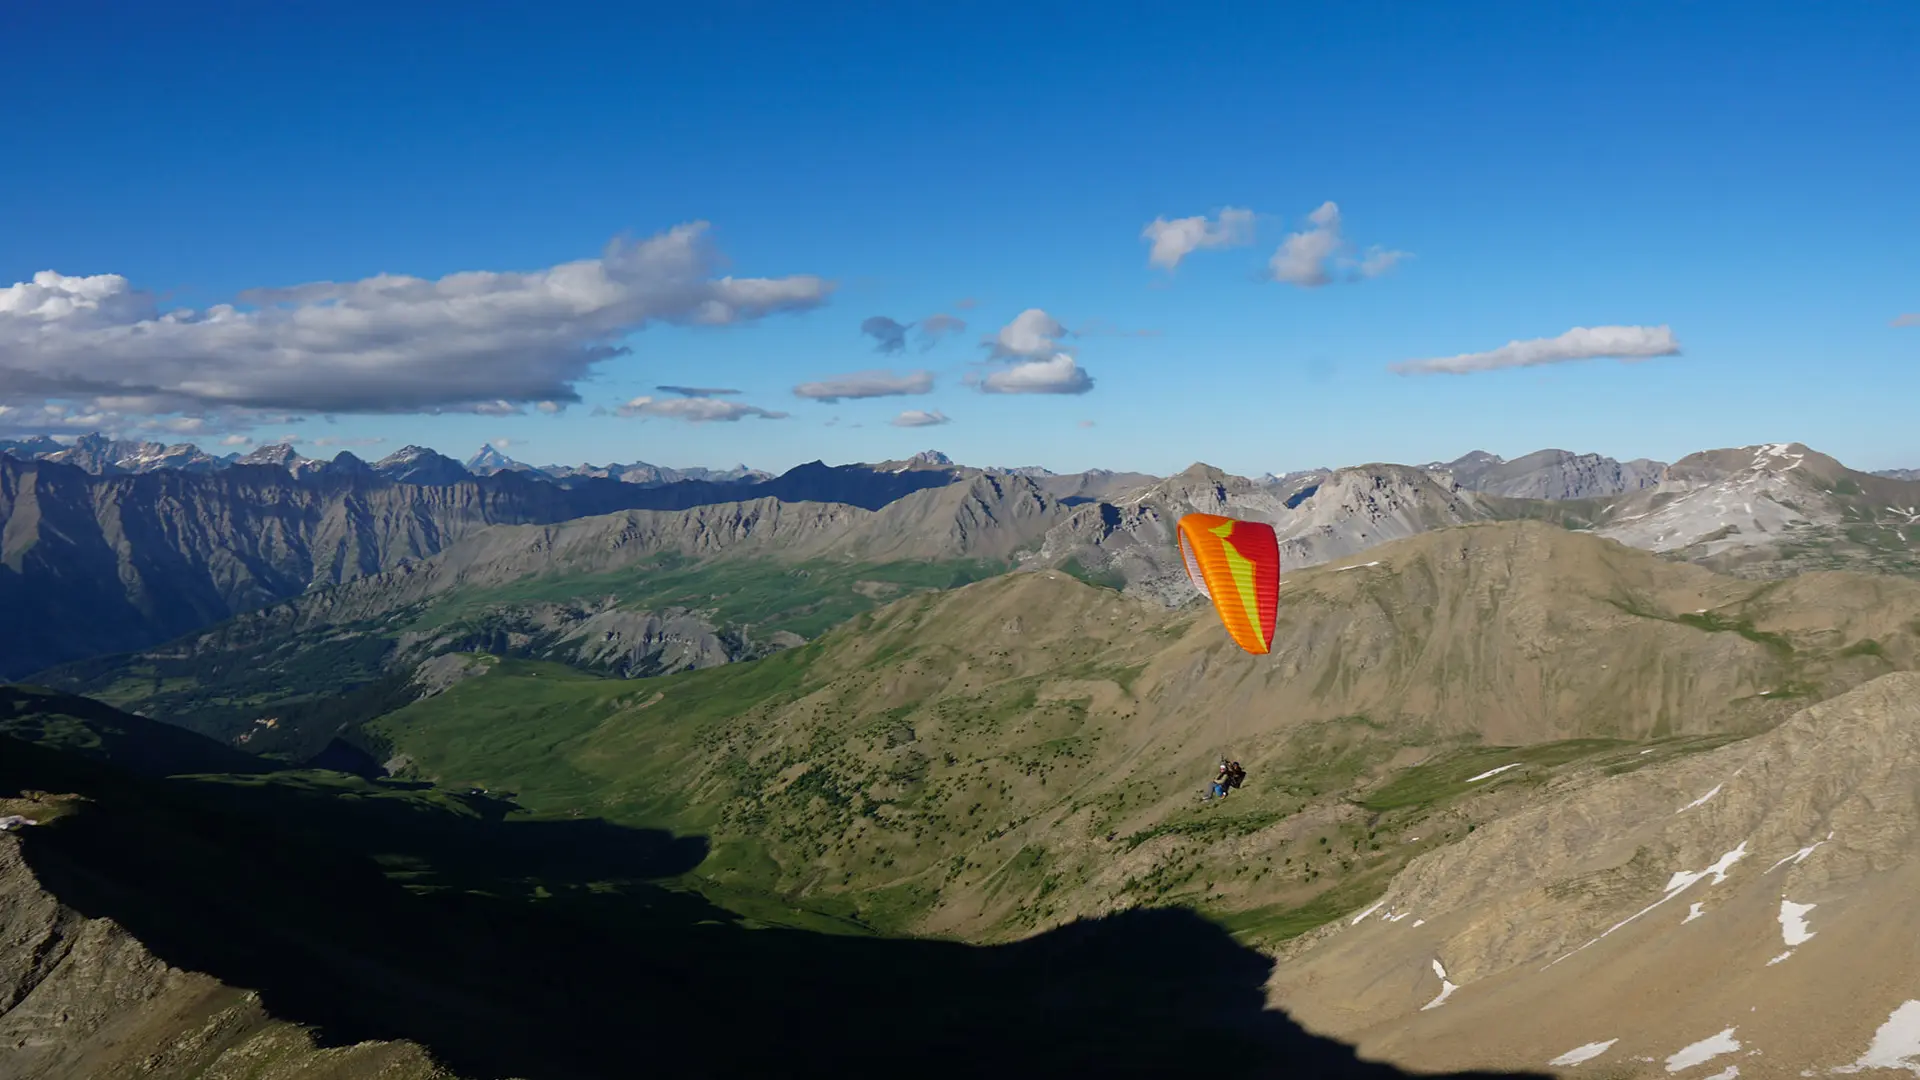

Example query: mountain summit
[374,445,471,485]
[464,444,533,476]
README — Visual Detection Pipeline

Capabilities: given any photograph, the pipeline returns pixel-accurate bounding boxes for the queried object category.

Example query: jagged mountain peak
[236,442,303,466]
[374,445,471,485]
[464,444,534,476]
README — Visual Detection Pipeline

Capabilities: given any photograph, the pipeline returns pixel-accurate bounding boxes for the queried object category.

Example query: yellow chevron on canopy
[1176,513,1282,655]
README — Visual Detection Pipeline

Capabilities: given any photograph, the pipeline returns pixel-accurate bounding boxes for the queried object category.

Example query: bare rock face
[1272,464,1491,570]
[544,606,734,676]
[1270,670,1920,1077]
[844,472,1065,561]
[1430,449,1668,500]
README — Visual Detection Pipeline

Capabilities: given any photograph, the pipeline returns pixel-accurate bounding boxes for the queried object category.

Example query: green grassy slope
[28,554,1005,755]
[2,692,1501,1079]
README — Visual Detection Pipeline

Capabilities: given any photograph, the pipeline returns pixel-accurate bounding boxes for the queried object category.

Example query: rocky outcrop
[1270,464,1490,569]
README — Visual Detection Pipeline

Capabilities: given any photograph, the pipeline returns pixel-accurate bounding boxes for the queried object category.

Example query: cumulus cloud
[892,409,951,427]
[1390,325,1682,375]
[1894,313,1920,327]
[975,353,1095,395]
[1141,207,1256,270]
[536,400,565,414]
[792,369,935,403]
[656,385,741,397]
[0,222,833,428]
[219,434,252,446]
[616,396,789,422]
[986,309,1070,360]
[0,402,120,439]
[861,315,911,353]
[490,437,517,449]
[146,416,212,434]
[917,313,967,350]
[1268,202,1409,288]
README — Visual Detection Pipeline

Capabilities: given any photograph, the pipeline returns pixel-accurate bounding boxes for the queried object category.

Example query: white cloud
[1356,247,1408,278]
[975,353,1095,395]
[0,222,833,426]
[1391,325,1682,375]
[1141,207,1256,270]
[793,369,935,402]
[147,416,210,434]
[617,396,788,422]
[986,308,1069,360]
[891,409,951,427]
[490,437,516,449]
[219,434,252,446]
[0,402,121,438]
[1268,201,1409,288]
[1894,313,1920,328]
[536,400,564,414]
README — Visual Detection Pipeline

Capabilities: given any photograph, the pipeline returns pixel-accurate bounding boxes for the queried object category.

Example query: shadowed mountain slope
[1,700,1546,1080]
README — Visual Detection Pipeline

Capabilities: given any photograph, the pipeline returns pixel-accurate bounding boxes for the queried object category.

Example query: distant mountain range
[0,452,960,678]
[0,432,788,489]
[4,430,1917,680]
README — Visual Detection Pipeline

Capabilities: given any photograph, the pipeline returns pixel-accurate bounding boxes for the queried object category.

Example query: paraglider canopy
[1176,513,1281,655]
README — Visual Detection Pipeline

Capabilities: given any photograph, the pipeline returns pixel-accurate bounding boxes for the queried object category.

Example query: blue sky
[2,1,1915,476]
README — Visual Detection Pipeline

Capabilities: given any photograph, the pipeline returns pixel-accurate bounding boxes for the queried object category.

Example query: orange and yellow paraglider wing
[1176,514,1281,654]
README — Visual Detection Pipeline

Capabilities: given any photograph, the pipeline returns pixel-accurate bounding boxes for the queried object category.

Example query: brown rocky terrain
[1268,670,1920,1078]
